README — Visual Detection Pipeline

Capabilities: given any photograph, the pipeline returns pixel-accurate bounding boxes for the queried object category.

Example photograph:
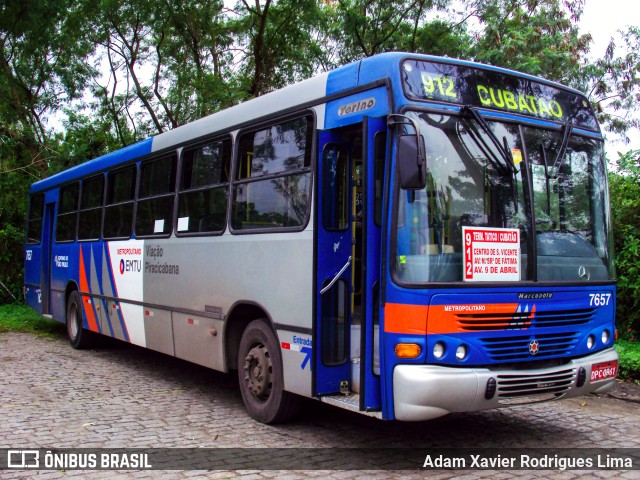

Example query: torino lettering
[338,97,376,116]
[476,85,563,119]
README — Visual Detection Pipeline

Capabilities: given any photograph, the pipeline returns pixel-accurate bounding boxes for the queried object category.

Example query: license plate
[590,360,618,382]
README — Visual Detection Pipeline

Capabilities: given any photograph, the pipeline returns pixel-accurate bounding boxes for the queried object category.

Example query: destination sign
[402,59,598,131]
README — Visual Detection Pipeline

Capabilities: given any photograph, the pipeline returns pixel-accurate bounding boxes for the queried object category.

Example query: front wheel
[237,319,300,424]
[66,291,96,349]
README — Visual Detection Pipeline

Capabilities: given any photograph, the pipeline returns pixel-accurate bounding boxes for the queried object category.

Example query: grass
[615,339,640,381]
[0,304,65,337]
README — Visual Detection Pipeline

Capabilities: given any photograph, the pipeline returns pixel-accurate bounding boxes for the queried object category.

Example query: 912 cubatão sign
[401,59,598,132]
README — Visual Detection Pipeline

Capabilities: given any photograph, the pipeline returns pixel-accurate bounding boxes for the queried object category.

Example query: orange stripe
[78,248,99,332]
[427,303,530,334]
[385,302,535,335]
[384,303,429,334]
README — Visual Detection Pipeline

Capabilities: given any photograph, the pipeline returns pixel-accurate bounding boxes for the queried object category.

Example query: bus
[24,52,618,423]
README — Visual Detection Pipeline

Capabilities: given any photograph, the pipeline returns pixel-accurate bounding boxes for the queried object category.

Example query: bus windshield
[394,111,613,284]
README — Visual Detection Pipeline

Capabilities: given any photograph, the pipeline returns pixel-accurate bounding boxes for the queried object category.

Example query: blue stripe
[30,138,153,193]
[104,244,130,342]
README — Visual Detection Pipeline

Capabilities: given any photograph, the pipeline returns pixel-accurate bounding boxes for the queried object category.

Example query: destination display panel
[402,59,599,131]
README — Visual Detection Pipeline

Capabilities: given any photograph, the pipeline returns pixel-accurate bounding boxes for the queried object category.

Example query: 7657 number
[589,293,611,306]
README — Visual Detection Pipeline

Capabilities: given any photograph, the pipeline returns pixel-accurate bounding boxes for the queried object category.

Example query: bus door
[315,130,352,395]
[360,116,385,410]
[41,202,55,315]
[315,118,386,409]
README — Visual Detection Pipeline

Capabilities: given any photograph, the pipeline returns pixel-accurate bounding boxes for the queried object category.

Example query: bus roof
[30,52,593,194]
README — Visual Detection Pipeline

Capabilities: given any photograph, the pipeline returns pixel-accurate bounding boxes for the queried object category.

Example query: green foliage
[580,27,640,139]
[0,304,64,337]
[232,0,327,96]
[0,225,24,304]
[615,340,640,381]
[471,0,591,83]
[608,149,640,340]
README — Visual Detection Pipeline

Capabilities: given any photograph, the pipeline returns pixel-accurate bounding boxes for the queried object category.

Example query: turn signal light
[395,343,421,358]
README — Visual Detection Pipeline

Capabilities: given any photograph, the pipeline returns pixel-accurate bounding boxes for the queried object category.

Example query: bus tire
[237,319,300,424]
[66,291,96,350]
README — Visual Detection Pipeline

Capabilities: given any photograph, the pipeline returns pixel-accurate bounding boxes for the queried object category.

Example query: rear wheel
[66,290,96,349]
[237,319,300,424]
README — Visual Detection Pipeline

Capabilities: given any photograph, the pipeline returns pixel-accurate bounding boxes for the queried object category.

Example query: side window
[26,194,45,245]
[78,175,104,241]
[232,116,313,231]
[177,139,230,235]
[321,279,348,365]
[55,183,79,242]
[104,165,136,239]
[135,155,176,236]
[322,144,349,231]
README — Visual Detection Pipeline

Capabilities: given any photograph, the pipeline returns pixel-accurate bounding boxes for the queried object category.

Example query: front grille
[457,307,597,331]
[534,308,595,327]
[481,332,580,361]
[496,367,576,399]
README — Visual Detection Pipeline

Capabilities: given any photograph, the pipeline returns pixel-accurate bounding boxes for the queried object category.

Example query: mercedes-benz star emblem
[578,265,590,280]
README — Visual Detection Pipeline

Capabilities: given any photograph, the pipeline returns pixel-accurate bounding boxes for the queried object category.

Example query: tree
[0,0,94,303]
[231,0,327,96]
[579,27,640,141]
[469,0,590,83]
[325,0,460,63]
[608,149,640,339]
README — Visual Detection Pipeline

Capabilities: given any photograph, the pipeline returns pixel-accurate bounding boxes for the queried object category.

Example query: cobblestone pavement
[1,331,639,479]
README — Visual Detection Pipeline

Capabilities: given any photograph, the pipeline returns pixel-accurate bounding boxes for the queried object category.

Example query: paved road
[1,331,639,479]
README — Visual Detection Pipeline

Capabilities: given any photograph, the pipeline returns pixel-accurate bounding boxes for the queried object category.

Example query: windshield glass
[394,111,529,283]
[393,111,613,284]
[524,128,612,281]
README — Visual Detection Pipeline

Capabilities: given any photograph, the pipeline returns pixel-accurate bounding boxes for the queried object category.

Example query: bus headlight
[433,342,445,359]
[602,330,610,345]
[456,344,467,361]
[587,335,595,349]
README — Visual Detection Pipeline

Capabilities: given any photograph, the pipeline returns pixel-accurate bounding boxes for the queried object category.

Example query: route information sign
[463,227,521,282]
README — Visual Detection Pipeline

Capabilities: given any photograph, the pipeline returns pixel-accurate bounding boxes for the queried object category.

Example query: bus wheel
[66,291,96,350]
[237,319,299,424]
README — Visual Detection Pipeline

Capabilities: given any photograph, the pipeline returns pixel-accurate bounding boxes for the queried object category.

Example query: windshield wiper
[549,120,574,177]
[460,105,519,214]
[461,105,516,174]
[540,143,552,216]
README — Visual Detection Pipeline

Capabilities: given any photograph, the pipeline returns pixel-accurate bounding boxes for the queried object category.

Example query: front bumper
[393,348,618,421]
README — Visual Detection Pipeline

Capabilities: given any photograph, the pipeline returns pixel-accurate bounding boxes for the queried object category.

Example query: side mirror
[388,114,426,190]
[397,133,426,190]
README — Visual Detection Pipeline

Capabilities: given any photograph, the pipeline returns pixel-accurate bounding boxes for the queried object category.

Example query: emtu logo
[119,258,142,274]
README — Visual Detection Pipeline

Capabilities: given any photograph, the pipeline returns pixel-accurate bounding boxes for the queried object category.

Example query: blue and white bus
[24,52,618,423]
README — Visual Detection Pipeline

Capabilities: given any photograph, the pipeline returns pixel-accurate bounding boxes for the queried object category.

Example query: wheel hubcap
[68,304,79,339]
[243,344,273,402]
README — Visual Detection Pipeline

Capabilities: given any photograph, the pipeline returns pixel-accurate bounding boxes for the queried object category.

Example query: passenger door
[315,131,353,395]
[314,117,387,405]
[359,116,386,410]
